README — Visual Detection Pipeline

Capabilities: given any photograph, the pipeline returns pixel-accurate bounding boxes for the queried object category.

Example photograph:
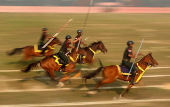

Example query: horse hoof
[113,94,123,100]
[56,82,65,88]
[86,91,97,95]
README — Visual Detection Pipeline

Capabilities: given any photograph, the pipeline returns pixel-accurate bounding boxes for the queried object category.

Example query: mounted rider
[58,35,81,72]
[38,28,53,55]
[74,30,87,64]
[121,41,143,85]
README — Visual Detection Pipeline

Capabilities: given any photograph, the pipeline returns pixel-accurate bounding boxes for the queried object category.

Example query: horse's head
[50,37,62,46]
[140,52,158,67]
[90,41,108,54]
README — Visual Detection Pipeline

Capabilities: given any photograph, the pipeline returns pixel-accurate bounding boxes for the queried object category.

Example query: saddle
[34,44,48,53]
[116,64,138,76]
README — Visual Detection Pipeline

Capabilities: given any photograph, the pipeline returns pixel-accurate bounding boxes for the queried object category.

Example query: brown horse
[21,46,86,87]
[76,41,108,64]
[6,37,62,60]
[83,52,158,98]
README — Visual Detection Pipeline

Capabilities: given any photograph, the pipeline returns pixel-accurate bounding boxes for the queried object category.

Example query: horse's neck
[48,41,55,46]
[137,61,149,72]
[89,45,98,51]
[48,41,56,49]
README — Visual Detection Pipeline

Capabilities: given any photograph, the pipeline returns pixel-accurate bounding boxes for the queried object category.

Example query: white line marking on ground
[0,74,170,82]
[0,85,167,93]
[1,99,170,107]
[0,66,169,72]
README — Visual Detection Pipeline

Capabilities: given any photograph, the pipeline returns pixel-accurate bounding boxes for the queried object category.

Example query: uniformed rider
[121,41,142,85]
[73,30,87,64]
[38,28,53,55]
[58,35,81,72]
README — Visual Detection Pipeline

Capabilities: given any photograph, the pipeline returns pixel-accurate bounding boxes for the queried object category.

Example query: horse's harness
[135,54,155,82]
[89,47,101,59]
[138,54,155,67]
[88,42,106,59]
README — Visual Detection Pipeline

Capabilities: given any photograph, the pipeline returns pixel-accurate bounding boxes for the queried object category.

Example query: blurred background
[0,0,170,107]
[0,0,170,7]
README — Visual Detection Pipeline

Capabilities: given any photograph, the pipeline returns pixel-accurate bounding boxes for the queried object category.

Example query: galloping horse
[83,52,158,98]
[76,41,108,64]
[21,45,86,87]
[6,37,62,60]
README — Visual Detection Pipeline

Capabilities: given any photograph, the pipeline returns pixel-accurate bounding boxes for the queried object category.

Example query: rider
[74,30,87,64]
[38,28,53,55]
[58,35,81,72]
[121,41,142,85]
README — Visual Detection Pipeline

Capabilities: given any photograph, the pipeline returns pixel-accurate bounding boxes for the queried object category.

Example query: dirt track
[0,6,170,13]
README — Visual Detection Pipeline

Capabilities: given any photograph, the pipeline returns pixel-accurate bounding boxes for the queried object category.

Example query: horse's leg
[56,73,71,88]
[59,73,70,82]
[87,78,115,94]
[45,69,56,82]
[120,84,134,97]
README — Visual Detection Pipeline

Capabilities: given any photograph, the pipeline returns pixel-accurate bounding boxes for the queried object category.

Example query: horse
[21,45,86,87]
[83,52,158,98]
[76,41,108,64]
[6,37,62,60]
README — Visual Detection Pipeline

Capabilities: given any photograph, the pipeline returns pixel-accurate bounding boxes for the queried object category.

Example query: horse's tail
[6,47,24,55]
[83,67,104,83]
[21,61,40,73]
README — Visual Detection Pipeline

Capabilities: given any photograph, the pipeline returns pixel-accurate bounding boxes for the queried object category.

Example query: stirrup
[79,61,85,64]
[130,82,138,85]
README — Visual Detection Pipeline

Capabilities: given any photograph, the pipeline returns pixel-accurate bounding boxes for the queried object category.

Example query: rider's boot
[41,48,46,55]
[130,71,138,85]
[59,64,68,74]
[59,64,65,72]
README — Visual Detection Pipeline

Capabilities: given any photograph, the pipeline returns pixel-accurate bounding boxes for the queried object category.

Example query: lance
[42,19,73,49]
[76,0,93,51]
[126,39,145,80]
[84,37,89,41]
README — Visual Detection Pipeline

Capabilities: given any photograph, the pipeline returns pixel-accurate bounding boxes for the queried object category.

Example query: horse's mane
[89,41,102,47]
[83,41,103,49]
[137,53,152,63]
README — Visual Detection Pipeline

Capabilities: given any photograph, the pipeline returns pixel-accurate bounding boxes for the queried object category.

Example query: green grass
[0,13,170,69]
[0,13,170,106]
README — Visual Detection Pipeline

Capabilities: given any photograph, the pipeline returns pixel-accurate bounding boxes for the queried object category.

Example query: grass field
[0,13,170,106]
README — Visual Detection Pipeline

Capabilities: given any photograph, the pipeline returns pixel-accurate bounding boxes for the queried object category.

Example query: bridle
[138,54,155,67]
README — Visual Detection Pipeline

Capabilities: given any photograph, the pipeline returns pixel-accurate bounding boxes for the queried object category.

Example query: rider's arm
[71,37,82,44]
[128,50,136,58]
[45,34,54,39]
[128,51,143,58]
[67,41,74,49]
[81,41,87,46]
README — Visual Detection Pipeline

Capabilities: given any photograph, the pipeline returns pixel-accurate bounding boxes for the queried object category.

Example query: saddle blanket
[53,53,64,65]
[116,65,131,75]
[34,44,48,53]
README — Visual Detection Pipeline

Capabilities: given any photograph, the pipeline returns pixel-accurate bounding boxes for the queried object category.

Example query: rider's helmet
[42,28,48,31]
[77,30,82,33]
[127,41,134,46]
[65,35,72,39]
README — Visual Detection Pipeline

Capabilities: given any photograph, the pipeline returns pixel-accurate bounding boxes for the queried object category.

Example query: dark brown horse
[21,46,86,87]
[6,37,62,60]
[76,41,108,64]
[83,52,158,98]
